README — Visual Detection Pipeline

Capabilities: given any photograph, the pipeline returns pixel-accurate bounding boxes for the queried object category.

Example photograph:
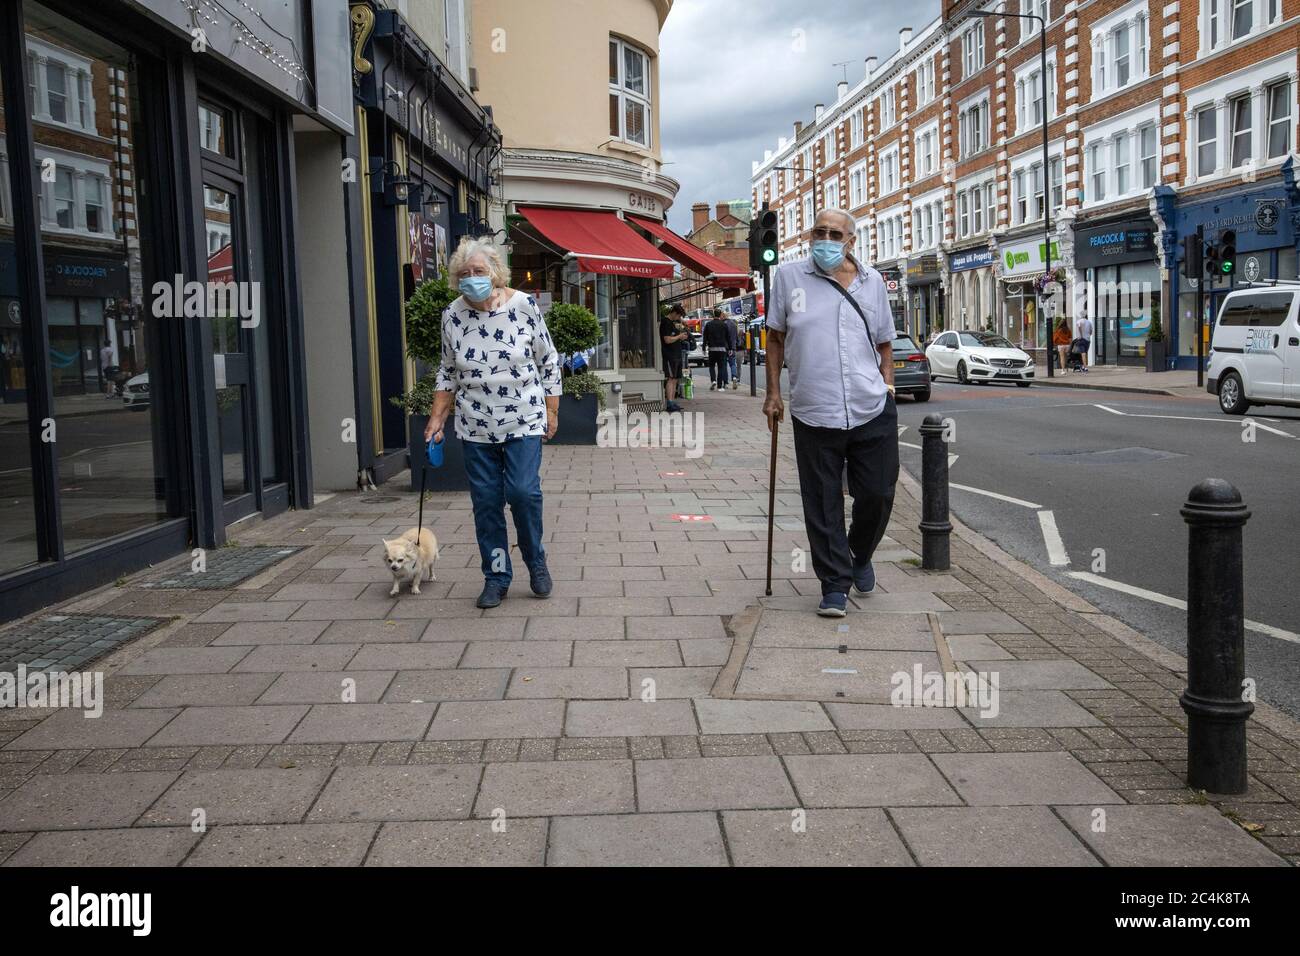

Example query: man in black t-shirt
[660,303,689,412]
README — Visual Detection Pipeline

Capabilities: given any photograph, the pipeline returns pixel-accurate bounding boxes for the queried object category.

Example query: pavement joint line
[1067,571,1300,646]
[948,482,1043,510]
[1036,510,1071,567]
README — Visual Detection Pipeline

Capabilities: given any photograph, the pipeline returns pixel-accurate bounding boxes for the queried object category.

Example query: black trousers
[707,351,729,386]
[791,397,899,596]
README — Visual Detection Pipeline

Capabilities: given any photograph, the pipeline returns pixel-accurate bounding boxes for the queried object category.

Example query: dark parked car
[891,333,931,402]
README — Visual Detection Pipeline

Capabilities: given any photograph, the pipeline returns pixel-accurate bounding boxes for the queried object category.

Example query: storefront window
[615,276,654,369]
[28,2,172,552]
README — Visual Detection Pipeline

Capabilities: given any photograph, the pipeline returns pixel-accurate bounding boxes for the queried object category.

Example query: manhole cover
[1031,446,1185,465]
[138,546,304,590]
[0,614,167,674]
[359,495,400,503]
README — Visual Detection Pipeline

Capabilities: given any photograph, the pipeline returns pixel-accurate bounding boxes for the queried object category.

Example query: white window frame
[850,108,864,149]
[609,37,652,148]
[1090,1,1150,97]
[1014,53,1057,135]
[915,120,940,179]
[824,177,840,211]
[33,146,115,238]
[1184,53,1296,183]
[1200,0,1282,56]
[915,58,936,106]
[955,176,995,238]
[879,143,901,196]
[879,87,897,130]
[959,94,990,159]
[1267,78,1293,159]
[963,21,986,78]
[24,36,97,135]
[1020,0,1051,38]
[848,161,867,208]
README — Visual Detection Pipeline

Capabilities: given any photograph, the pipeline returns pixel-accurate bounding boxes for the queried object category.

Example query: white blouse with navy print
[435,290,562,444]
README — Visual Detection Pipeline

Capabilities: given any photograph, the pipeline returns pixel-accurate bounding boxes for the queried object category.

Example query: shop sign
[628,192,660,216]
[1075,220,1156,268]
[1242,255,1263,283]
[949,247,993,272]
[407,212,447,283]
[45,254,129,298]
[1176,186,1294,251]
[1001,238,1060,277]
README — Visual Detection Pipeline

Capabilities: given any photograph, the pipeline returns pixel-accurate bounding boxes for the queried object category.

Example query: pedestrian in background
[725,312,741,389]
[1053,318,1070,371]
[703,308,732,391]
[660,303,689,412]
[1074,309,1095,373]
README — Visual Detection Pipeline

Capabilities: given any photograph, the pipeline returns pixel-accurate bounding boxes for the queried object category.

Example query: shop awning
[517,206,675,279]
[628,215,754,291]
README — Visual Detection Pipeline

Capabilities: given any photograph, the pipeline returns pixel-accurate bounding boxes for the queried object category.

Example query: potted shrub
[1145,298,1168,372]
[546,302,605,445]
[392,275,469,491]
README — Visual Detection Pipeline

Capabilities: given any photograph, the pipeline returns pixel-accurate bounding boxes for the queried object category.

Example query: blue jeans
[462,436,546,590]
[729,352,739,381]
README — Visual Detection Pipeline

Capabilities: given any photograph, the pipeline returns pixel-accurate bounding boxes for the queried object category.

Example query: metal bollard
[1179,478,1253,795]
[918,414,951,571]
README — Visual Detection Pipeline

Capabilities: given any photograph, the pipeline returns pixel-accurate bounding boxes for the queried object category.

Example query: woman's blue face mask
[458,276,494,302]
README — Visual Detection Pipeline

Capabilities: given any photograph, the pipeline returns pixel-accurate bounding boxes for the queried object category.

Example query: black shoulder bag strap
[815,273,884,376]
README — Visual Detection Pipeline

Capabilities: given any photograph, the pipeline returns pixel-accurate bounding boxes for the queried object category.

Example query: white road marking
[949,482,1043,510]
[899,440,922,450]
[948,453,959,467]
[1090,401,1296,438]
[1068,571,1300,645]
[1093,403,1126,415]
[1037,510,1071,566]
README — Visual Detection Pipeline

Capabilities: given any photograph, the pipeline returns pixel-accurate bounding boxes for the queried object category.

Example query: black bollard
[919,414,951,571]
[1179,478,1253,795]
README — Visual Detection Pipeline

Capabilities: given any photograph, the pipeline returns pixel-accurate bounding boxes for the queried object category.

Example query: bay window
[609,37,652,148]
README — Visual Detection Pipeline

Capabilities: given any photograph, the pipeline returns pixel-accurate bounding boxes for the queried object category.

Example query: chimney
[899,27,912,51]
[814,103,825,122]
[764,148,773,161]
[837,81,848,101]
[794,120,803,137]
[865,56,877,77]
[691,202,709,232]
[716,202,730,222]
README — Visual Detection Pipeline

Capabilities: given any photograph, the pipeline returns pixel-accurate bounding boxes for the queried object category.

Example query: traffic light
[1203,240,1220,278]
[1181,234,1202,279]
[1219,229,1237,277]
[749,206,779,271]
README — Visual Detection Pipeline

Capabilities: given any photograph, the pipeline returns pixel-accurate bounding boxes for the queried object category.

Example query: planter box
[1145,339,1168,373]
[408,415,469,492]
[552,393,599,445]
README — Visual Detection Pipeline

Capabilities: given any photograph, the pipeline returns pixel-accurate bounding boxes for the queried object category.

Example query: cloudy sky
[659,0,942,233]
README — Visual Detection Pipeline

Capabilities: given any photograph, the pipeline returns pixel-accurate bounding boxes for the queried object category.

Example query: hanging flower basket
[1034,267,1067,296]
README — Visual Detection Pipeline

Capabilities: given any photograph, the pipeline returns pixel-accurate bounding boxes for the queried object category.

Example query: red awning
[628,215,753,291]
[517,206,675,279]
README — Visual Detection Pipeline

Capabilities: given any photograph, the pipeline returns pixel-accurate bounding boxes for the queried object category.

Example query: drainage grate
[138,545,305,590]
[0,613,167,674]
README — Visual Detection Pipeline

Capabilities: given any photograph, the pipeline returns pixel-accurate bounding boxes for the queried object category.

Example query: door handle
[1275,335,1281,348]
[1290,337,1299,346]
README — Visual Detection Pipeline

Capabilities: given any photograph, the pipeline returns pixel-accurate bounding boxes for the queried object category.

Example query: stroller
[1066,338,1088,371]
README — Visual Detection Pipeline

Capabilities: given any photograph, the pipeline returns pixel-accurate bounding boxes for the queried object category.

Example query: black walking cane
[765,416,778,597]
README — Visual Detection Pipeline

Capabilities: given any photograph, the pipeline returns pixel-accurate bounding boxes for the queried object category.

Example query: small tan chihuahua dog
[382,528,438,595]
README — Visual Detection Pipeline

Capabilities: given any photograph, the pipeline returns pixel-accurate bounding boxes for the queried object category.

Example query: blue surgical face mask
[812,239,846,271]
[459,276,494,302]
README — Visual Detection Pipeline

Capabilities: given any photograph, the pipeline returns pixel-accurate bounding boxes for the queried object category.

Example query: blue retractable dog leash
[418,434,444,534]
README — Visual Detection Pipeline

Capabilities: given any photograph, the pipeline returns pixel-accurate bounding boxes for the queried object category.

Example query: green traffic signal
[762,248,777,263]
[1221,260,1233,274]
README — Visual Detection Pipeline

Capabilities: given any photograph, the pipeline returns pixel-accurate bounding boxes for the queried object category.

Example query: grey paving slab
[549,812,727,866]
[140,768,331,826]
[960,690,1104,728]
[185,823,376,866]
[734,646,942,702]
[1054,805,1288,867]
[723,809,915,866]
[146,704,309,747]
[935,611,1030,634]
[5,707,180,750]
[526,617,624,641]
[288,600,398,621]
[826,702,971,730]
[209,621,330,645]
[573,641,680,667]
[365,819,548,866]
[679,638,733,666]
[388,599,485,621]
[460,641,571,668]
[0,771,178,831]
[419,618,524,642]
[963,660,1112,691]
[256,671,396,705]
[694,699,833,735]
[196,601,301,623]
[932,752,1121,806]
[231,644,362,673]
[629,616,725,641]
[636,756,797,812]
[270,582,367,602]
[891,806,1101,866]
[2,828,200,867]
[309,764,480,822]
[348,643,465,671]
[877,573,970,594]
[383,669,511,703]
[129,673,278,708]
[629,666,719,699]
[118,646,252,675]
[507,666,627,700]
[286,703,436,743]
[317,620,430,643]
[944,635,1015,661]
[784,754,961,808]
[427,700,565,740]
[474,760,635,817]
[753,610,933,651]
[564,699,696,737]
[670,595,762,616]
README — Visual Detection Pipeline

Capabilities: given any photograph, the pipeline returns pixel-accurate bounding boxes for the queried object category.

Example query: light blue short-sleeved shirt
[765,255,895,430]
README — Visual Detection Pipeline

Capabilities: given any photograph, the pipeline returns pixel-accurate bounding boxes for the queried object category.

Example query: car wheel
[928,373,936,382]
[957,361,969,385]
[913,389,931,403]
[1218,372,1249,415]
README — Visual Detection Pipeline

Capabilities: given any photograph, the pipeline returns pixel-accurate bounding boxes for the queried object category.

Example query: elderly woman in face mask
[424,237,561,609]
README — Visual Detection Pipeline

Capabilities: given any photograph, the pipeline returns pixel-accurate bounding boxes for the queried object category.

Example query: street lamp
[964,4,1055,377]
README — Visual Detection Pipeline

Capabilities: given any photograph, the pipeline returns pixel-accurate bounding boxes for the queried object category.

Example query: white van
[1207,287,1300,414]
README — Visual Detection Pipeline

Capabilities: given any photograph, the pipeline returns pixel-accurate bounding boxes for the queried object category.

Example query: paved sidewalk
[1036,364,1208,399]
[0,388,1296,866]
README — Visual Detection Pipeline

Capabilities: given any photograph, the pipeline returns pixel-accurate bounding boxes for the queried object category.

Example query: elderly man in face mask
[762,208,899,618]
